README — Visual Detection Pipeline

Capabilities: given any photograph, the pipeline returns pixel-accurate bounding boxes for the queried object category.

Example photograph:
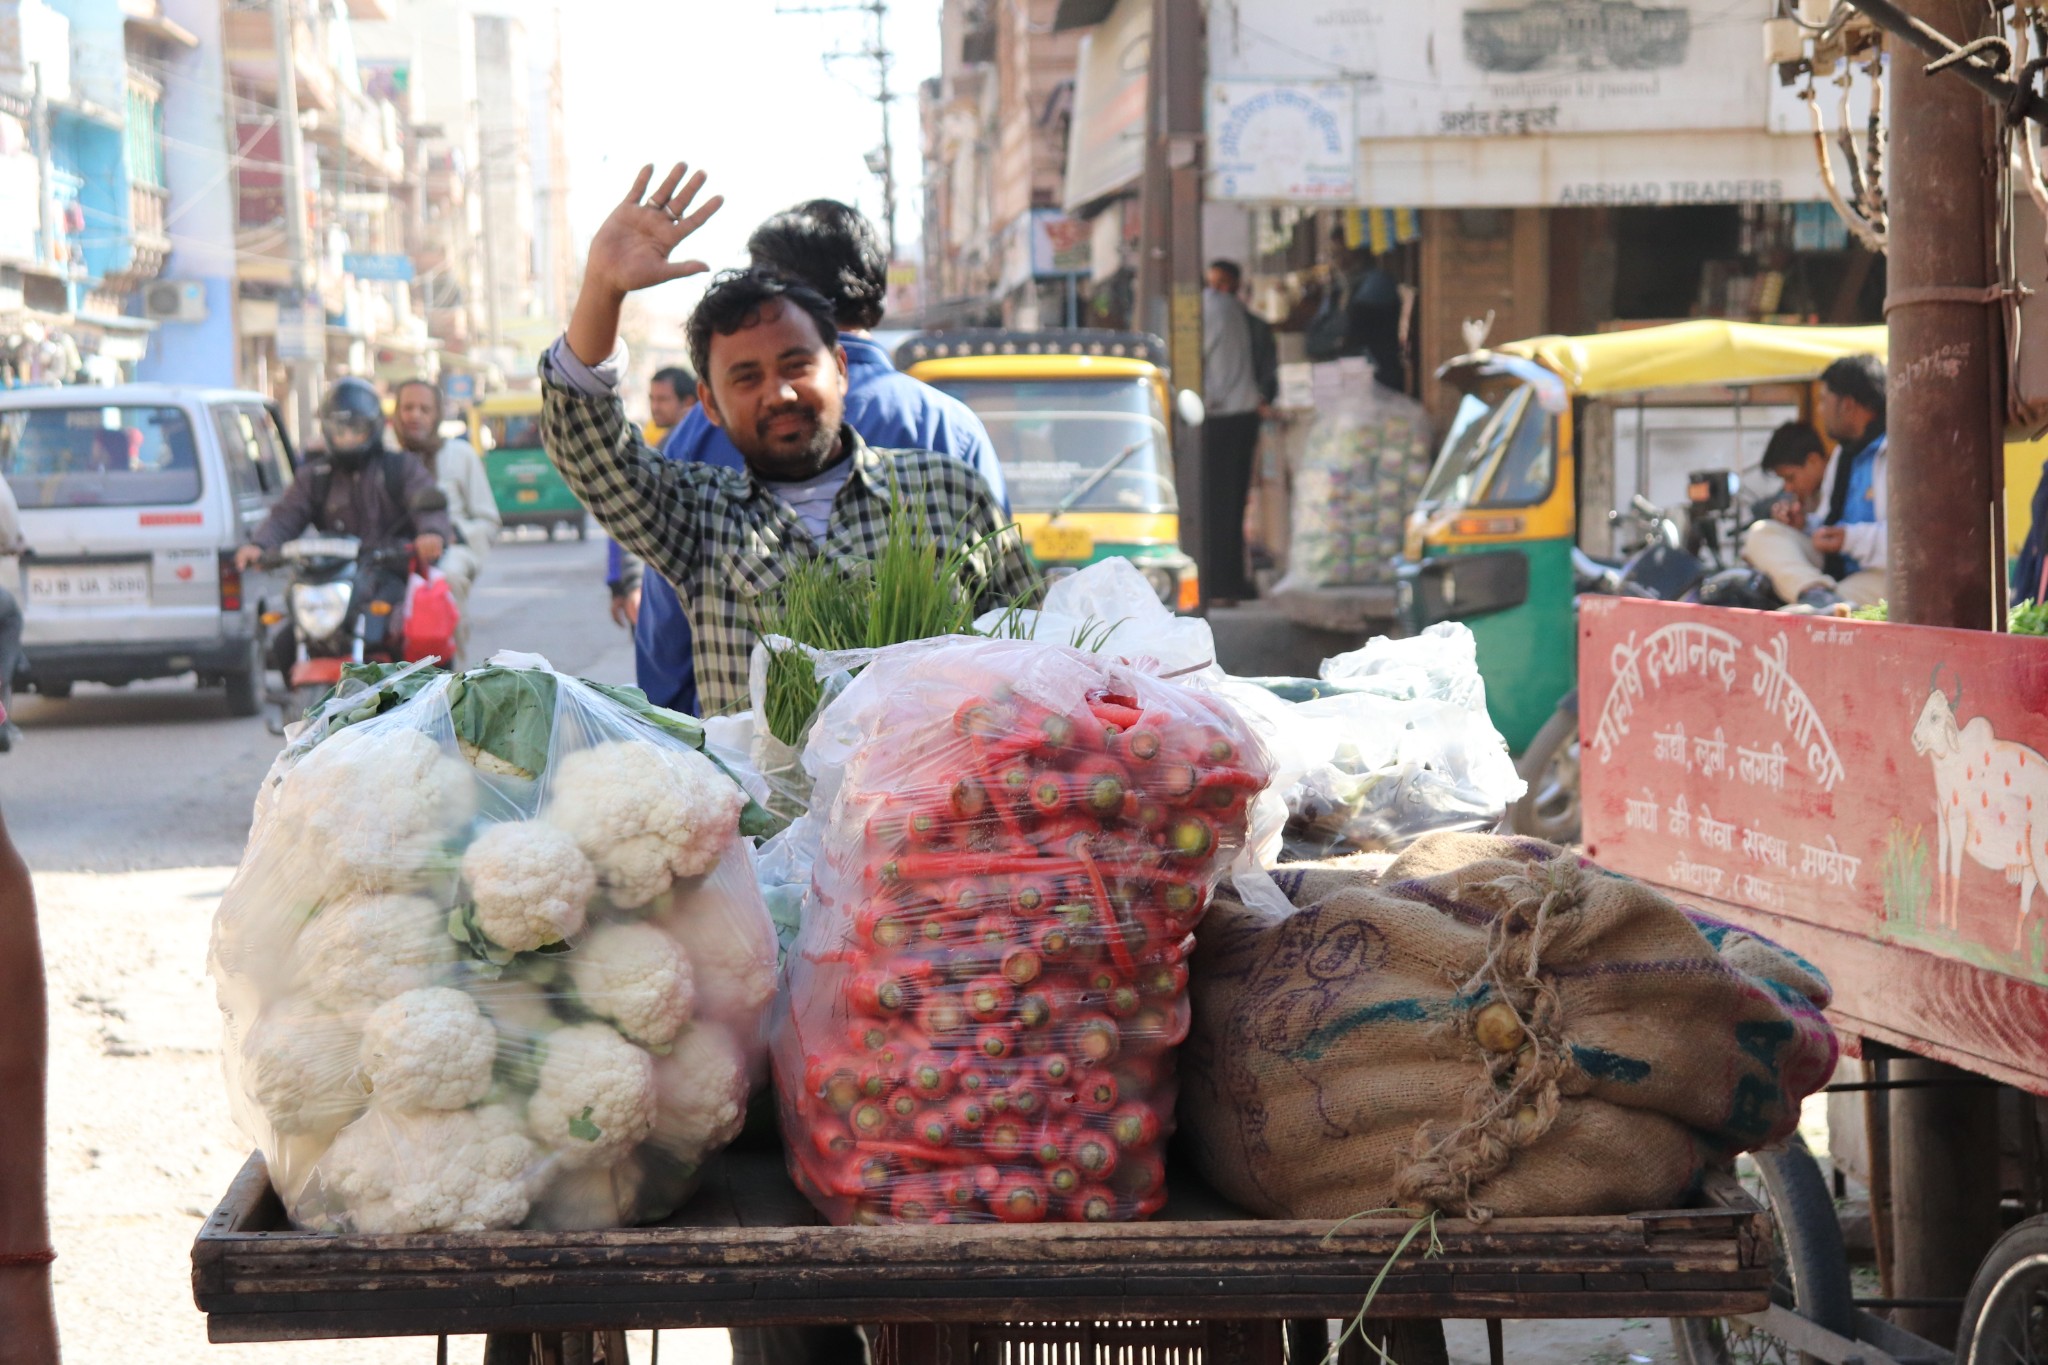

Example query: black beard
[744,409,842,481]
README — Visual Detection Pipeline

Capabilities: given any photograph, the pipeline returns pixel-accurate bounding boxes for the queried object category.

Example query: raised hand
[585,163,725,297]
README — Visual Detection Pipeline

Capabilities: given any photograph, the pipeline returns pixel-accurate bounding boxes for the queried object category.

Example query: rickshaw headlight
[1140,563,1177,604]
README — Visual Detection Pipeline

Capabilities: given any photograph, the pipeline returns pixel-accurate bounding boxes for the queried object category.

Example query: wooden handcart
[194,1148,1774,1362]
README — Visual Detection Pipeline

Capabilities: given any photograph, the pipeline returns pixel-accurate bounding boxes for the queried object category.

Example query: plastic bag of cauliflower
[209,653,781,1234]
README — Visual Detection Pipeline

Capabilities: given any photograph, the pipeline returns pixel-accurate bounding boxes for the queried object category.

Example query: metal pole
[474,101,502,359]
[1161,0,1206,602]
[872,0,897,264]
[1883,0,2007,1342]
[270,0,319,441]
[1888,0,2001,631]
[1138,0,1171,341]
[29,63,54,274]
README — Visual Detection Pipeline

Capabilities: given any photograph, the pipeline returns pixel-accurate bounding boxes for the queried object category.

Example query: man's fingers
[659,259,712,284]
[623,164,654,206]
[672,193,723,239]
[664,169,707,217]
[649,162,688,209]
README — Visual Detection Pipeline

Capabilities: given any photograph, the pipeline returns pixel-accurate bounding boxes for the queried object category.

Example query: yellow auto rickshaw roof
[473,391,544,414]
[1474,319,1889,397]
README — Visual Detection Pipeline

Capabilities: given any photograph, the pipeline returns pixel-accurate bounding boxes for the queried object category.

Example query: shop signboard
[1207,80,1355,203]
[1063,0,1150,211]
[1209,0,1776,138]
[275,301,324,361]
[1578,597,2048,1090]
[343,253,415,282]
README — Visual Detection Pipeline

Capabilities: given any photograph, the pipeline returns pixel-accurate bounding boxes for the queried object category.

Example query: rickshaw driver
[1740,355,1889,609]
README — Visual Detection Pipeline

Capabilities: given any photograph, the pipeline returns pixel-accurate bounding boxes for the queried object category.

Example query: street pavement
[2,532,1689,1365]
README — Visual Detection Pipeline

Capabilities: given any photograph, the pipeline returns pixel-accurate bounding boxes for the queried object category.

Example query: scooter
[261,536,417,734]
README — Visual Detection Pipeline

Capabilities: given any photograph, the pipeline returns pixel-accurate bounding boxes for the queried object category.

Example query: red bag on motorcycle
[402,571,459,664]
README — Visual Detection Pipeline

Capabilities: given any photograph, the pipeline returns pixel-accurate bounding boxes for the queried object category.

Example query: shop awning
[1062,0,1148,212]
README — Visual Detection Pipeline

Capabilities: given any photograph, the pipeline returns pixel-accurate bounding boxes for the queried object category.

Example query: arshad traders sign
[1208,80,1355,203]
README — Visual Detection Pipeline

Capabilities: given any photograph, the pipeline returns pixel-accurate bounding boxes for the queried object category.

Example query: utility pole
[473,99,502,360]
[779,0,898,260]
[30,63,54,276]
[545,7,573,326]
[1879,0,2007,1343]
[1141,0,1207,602]
[269,0,320,441]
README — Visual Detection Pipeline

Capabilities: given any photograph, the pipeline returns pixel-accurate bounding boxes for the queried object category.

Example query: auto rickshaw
[1397,319,1904,838]
[471,391,586,539]
[896,330,1202,610]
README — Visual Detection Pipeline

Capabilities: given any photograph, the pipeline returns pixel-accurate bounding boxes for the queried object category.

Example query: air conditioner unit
[144,280,208,323]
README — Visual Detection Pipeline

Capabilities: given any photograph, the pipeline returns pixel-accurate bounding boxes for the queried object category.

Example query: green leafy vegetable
[2014,600,2048,636]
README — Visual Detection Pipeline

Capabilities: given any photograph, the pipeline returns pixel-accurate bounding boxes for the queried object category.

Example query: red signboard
[1578,597,2048,1094]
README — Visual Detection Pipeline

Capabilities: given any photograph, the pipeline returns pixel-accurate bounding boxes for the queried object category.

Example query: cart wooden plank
[193,1150,1773,1342]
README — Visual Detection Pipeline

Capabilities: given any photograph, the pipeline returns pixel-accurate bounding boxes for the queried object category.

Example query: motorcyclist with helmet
[235,377,454,572]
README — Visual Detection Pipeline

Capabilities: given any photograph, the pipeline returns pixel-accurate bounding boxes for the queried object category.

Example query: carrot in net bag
[771,637,1270,1224]
[210,657,779,1233]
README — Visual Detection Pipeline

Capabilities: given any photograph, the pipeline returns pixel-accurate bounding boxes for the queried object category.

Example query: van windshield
[930,377,1174,514]
[0,405,203,508]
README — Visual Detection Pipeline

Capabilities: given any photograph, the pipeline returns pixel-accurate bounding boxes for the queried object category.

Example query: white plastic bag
[1273,380,1433,593]
[211,659,779,1233]
[973,558,1220,683]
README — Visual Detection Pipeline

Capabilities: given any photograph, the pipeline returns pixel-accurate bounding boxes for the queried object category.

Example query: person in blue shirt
[636,198,1008,716]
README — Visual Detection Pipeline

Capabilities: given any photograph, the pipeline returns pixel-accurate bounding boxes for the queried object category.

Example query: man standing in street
[1742,356,1888,609]
[630,196,1005,716]
[1202,259,1265,606]
[540,162,1036,723]
[643,366,695,450]
[393,379,501,621]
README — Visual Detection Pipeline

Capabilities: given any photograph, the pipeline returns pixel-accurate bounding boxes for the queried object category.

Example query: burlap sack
[1180,834,1839,1221]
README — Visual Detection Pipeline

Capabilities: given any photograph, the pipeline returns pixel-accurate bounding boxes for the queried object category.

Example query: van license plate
[516,489,540,503]
[1031,525,1094,562]
[27,563,151,607]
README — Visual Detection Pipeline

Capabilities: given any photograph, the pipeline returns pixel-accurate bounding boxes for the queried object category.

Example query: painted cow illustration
[1912,675,2048,948]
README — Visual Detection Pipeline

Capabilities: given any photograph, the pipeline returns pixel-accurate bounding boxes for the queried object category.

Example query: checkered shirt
[539,351,1040,715]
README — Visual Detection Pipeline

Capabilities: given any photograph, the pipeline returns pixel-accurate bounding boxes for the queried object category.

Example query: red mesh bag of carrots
[772,638,1270,1224]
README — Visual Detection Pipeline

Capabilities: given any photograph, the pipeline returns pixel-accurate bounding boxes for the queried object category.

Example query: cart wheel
[1670,1136,1856,1365]
[1955,1215,2048,1365]
[1511,703,1581,844]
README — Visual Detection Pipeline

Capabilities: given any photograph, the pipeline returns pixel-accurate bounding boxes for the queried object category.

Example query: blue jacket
[629,335,1008,715]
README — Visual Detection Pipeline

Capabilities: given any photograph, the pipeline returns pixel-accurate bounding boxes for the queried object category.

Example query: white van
[0,385,297,715]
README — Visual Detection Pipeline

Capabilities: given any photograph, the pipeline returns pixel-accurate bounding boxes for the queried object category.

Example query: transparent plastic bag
[974,558,1221,683]
[771,637,1270,1225]
[1222,624,1525,861]
[1272,379,1433,593]
[211,658,778,1234]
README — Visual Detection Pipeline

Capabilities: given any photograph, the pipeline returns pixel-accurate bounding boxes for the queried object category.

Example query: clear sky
[551,0,943,323]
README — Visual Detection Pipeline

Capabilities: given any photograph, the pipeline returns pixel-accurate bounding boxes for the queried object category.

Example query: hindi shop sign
[1578,597,2048,993]
[1207,80,1356,204]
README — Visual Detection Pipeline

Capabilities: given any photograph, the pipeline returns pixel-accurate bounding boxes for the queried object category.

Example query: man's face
[394,386,440,450]
[700,300,849,480]
[1777,452,1829,500]
[1206,267,1238,296]
[1817,388,1873,444]
[648,379,690,429]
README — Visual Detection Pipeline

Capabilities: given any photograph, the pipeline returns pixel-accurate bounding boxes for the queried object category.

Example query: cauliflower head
[293,892,457,1013]
[527,1022,656,1168]
[648,1021,749,1163]
[241,1002,368,1138]
[461,821,595,953]
[566,921,694,1049]
[359,987,497,1112]
[276,724,478,893]
[655,882,777,1025]
[306,1103,536,1233]
[524,1160,649,1232]
[544,741,743,909]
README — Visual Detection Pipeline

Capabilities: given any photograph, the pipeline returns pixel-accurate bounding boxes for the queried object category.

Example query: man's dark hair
[1761,421,1826,472]
[686,269,841,392]
[746,199,888,330]
[394,377,442,412]
[1209,259,1243,288]
[1820,354,1886,418]
[650,366,697,404]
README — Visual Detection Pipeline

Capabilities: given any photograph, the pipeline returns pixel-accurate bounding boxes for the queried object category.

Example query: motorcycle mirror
[1175,389,1206,428]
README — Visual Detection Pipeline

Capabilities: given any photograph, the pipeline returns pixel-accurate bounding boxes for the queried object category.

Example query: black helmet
[1694,567,1781,611]
[319,376,385,468]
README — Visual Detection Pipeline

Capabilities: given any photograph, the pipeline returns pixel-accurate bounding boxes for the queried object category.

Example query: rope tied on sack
[1393,855,1585,1222]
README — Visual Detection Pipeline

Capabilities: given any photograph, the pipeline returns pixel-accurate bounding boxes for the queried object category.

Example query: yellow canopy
[1485,319,1888,397]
